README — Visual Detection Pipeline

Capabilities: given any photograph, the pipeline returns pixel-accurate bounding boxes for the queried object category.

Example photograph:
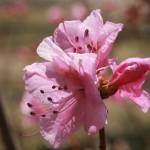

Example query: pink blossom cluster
[47,3,88,24]
[21,10,150,148]
[0,2,29,17]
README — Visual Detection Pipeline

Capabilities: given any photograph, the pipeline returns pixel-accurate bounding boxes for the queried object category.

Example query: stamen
[58,86,63,90]
[27,103,32,108]
[41,114,46,117]
[73,48,77,52]
[78,46,82,50]
[63,85,68,90]
[96,66,110,73]
[84,29,89,37]
[93,47,97,52]
[47,95,73,105]
[30,112,36,116]
[75,36,79,42]
[57,97,77,113]
[20,130,39,137]
[53,110,58,114]
[87,44,92,50]
[78,88,85,92]
[63,22,77,48]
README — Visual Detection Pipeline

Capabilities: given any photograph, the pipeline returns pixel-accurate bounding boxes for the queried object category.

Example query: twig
[99,128,106,150]
[0,97,17,150]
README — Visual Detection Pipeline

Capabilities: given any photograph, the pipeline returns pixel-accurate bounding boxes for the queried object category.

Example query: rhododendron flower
[102,58,150,112]
[47,6,64,24]
[0,2,29,17]
[53,9,123,68]
[22,37,107,148]
[70,2,88,20]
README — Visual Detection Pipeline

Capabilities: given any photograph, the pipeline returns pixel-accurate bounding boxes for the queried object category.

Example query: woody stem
[99,128,106,150]
[0,97,17,150]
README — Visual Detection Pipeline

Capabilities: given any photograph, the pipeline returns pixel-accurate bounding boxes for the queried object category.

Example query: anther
[52,85,56,89]
[41,114,46,117]
[84,29,89,37]
[40,90,44,94]
[75,36,79,42]
[73,48,76,52]
[78,46,82,50]
[27,103,32,108]
[30,112,36,116]
[93,47,97,52]
[87,44,92,50]
[63,85,68,90]
[47,97,53,102]
[79,88,85,92]
[58,87,63,90]
[53,110,58,114]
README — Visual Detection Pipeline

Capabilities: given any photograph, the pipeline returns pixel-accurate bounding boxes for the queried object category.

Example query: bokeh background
[0,0,150,150]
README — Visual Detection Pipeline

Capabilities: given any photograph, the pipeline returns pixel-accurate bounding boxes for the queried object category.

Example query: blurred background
[0,0,150,150]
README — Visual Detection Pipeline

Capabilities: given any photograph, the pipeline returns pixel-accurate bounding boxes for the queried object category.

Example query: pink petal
[110,58,150,112]
[110,58,150,87]
[37,36,70,64]
[40,95,84,148]
[97,21,123,68]
[83,74,107,135]
[53,22,75,50]
[22,45,107,148]
[83,9,103,33]
[113,89,150,112]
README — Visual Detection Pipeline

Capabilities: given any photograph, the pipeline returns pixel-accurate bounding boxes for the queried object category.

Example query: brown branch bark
[0,97,17,150]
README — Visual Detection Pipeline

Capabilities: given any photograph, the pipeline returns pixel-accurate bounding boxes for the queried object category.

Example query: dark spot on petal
[41,114,46,117]
[79,88,85,92]
[63,85,68,90]
[73,47,76,52]
[84,29,89,37]
[47,97,53,102]
[78,46,82,50]
[58,86,63,90]
[30,112,36,116]
[93,47,97,52]
[27,103,32,108]
[52,85,56,89]
[87,44,92,50]
[53,110,58,114]
[75,36,79,42]
[40,90,44,94]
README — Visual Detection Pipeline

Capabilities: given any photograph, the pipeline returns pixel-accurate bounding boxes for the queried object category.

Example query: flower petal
[83,9,103,33]
[37,36,70,64]
[40,96,84,148]
[53,22,74,50]
[110,58,150,112]
[83,74,107,135]
[97,21,123,68]
[110,58,150,87]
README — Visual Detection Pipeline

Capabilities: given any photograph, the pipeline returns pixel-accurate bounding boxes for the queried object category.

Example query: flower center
[98,77,118,99]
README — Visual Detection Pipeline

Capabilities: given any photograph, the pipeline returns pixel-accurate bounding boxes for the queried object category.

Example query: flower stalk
[99,128,106,150]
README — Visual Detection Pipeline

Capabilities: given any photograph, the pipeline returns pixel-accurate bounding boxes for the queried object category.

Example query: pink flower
[53,9,123,68]
[0,2,29,17]
[47,6,64,24]
[22,37,107,148]
[109,58,150,112]
[70,2,88,20]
